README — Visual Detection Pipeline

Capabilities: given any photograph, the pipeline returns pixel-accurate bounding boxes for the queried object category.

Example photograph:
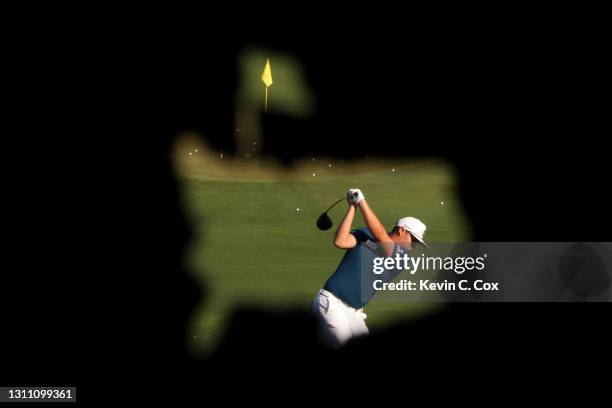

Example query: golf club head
[316,212,333,230]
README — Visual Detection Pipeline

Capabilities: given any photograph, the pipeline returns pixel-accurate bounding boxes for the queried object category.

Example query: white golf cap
[396,217,428,247]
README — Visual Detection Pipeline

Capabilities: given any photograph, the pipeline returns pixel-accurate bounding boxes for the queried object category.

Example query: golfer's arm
[333,205,358,249]
[358,200,393,253]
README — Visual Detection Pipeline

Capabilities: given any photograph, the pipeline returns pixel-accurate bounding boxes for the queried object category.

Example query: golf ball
[312,173,316,177]
[392,168,395,172]
[296,208,300,212]
[194,149,198,152]
[441,201,444,205]
[189,152,192,156]
[329,163,332,167]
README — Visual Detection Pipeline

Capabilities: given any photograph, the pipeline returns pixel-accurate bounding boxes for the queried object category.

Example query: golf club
[316,192,358,230]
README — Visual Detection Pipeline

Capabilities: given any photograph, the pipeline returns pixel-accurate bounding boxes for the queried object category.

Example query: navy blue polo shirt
[323,227,408,309]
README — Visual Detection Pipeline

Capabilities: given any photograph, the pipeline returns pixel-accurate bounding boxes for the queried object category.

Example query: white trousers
[311,289,369,348]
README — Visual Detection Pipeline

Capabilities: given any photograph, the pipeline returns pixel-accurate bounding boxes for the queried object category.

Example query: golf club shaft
[324,198,345,213]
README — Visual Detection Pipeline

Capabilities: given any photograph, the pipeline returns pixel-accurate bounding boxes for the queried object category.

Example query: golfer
[311,188,427,348]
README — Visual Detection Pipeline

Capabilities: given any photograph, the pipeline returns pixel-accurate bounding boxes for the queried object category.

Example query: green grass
[179,158,471,354]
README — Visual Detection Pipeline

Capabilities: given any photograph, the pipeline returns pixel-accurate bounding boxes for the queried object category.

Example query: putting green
[174,137,471,354]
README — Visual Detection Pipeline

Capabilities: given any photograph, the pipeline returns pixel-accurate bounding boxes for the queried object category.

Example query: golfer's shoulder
[351,227,375,241]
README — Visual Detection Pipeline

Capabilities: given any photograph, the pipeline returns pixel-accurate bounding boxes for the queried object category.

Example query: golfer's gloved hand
[347,188,365,206]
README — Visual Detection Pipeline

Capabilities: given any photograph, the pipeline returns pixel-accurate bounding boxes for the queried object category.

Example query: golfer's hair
[392,226,417,242]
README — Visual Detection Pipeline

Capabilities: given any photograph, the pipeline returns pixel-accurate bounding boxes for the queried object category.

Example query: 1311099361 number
[9,388,73,399]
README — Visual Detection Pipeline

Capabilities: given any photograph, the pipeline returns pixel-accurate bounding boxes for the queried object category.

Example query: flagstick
[264,86,268,112]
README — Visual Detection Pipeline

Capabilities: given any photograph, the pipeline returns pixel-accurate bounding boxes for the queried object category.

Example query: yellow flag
[261,58,273,87]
